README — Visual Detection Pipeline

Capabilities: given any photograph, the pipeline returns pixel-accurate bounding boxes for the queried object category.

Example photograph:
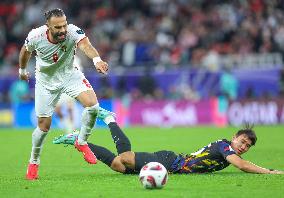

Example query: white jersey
[24,24,86,90]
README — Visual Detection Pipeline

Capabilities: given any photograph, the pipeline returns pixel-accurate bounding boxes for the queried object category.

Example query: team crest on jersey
[224,146,230,151]
[60,45,67,52]
[224,145,234,152]
[76,29,84,34]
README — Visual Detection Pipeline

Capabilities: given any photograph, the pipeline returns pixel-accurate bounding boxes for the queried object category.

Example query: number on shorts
[83,79,92,88]
[53,53,59,62]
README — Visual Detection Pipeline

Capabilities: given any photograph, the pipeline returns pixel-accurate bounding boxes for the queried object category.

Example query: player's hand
[19,68,30,82]
[270,170,284,174]
[95,61,108,75]
[19,72,30,82]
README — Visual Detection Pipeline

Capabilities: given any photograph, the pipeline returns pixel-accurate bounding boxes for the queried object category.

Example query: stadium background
[1,0,284,128]
[1,1,284,197]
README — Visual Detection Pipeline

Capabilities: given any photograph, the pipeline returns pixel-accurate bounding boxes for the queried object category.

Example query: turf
[0,126,283,198]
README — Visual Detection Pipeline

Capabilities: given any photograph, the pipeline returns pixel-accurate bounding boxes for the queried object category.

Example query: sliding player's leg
[97,109,178,173]
[53,133,127,173]
[97,108,130,154]
[97,108,137,173]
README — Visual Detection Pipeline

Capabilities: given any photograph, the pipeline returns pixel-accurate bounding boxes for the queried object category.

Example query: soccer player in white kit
[18,8,108,180]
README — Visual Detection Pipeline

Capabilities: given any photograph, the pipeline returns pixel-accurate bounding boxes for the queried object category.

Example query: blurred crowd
[1,0,284,71]
[1,0,284,103]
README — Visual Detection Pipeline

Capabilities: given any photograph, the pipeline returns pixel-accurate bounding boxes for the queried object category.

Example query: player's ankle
[104,115,115,125]
[77,138,87,145]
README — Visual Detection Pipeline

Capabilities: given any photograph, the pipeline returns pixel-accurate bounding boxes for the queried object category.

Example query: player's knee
[38,125,50,132]
[82,95,98,108]
[110,156,126,173]
[38,117,51,132]
[84,101,97,108]
[77,91,98,107]
[120,151,135,167]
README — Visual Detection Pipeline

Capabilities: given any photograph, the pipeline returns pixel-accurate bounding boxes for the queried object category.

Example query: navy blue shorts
[133,150,178,173]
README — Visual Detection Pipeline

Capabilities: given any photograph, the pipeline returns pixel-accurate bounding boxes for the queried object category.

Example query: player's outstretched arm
[18,45,31,81]
[226,154,284,174]
[78,37,108,74]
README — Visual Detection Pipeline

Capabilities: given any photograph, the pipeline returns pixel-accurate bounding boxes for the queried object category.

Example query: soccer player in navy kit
[54,109,284,175]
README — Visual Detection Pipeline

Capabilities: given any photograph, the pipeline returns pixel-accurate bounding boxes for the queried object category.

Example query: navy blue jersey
[170,139,236,174]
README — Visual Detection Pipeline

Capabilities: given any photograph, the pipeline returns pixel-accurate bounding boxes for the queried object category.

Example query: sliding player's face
[231,134,252,155]
[47,15,67,42]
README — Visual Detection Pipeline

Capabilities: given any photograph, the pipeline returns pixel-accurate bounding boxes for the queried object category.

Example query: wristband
[19,68,27,75]
[92,57,102,66]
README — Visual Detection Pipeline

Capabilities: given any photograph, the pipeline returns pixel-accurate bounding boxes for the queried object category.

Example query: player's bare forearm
[19,45,32,68]
[18,45,31,81]
[78,37,100,59]
[226,154,283,174]
[239,161,275,174]
[78,37,109,74]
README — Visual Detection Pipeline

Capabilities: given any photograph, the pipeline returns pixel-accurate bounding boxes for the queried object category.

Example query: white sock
[29,127,48,164]
[78,104,99,145]
[104,115,116,125]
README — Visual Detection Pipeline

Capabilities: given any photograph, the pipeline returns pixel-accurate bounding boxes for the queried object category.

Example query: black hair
[44,8,65,21]
[235,123,257,146]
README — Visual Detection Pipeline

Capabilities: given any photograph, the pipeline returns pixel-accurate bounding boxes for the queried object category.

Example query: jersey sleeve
[68,24,87,44]
[218,141,236,159]
[24,29,37,52]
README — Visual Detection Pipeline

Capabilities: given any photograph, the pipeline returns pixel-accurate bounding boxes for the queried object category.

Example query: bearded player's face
[47,15,67,43]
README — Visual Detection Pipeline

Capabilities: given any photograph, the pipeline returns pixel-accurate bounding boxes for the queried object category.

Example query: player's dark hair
[44,8,65,21]
[235,123,257,146]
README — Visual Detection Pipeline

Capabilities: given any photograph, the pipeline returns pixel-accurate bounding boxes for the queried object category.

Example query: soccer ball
[139,162,168,189]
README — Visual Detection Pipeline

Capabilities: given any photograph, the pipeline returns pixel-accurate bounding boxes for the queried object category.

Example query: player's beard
[53,31,67,43]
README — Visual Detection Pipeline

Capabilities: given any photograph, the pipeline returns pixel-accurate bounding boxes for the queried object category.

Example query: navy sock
[88,143,116,167]
[108,122,131,154]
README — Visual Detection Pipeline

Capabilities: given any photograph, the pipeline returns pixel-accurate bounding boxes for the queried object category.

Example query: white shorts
[35,70,93,117]
[57,93,75,107]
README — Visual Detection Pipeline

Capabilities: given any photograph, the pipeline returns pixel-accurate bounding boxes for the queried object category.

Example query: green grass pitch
[0,125,283,198]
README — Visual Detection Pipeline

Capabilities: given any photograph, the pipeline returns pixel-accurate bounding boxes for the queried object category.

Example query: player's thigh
[63,70,98,107]
[134,151,177,172]
[134,152,159,172]
[35,82,61,118]
[154,150,178,170]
